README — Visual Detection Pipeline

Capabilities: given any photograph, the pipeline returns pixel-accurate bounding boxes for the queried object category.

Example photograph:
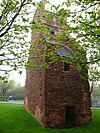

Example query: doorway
[65,106,75,128]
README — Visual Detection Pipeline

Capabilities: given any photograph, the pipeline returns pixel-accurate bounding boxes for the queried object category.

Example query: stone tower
[24,5,92,128]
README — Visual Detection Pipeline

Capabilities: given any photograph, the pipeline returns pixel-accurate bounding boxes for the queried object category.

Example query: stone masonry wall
[24,68,46,124]
[24,5,92,128]
[24,33,46,124]
[43,61,92,127]
[25,58,92,128]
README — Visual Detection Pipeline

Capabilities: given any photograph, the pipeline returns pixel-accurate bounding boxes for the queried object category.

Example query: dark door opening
[65,106,75,128]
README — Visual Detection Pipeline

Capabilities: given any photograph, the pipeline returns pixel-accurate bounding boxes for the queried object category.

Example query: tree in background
[0,0,99,82]
[89,66,100,93]
[63,0,100,83]
[8,83,24,100]
[0,74,24,101]
[91,83,100,106]
[0,75,16,101]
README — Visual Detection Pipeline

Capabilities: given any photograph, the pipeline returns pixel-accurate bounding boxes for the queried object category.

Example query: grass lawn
[0,103,100,133]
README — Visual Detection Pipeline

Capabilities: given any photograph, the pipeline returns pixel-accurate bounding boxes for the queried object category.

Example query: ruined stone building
[24,5,92,128]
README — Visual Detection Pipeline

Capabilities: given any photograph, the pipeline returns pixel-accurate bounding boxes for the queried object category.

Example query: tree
[0,0,35,72]
[12,85,24,100]
[0,0,99,81]
[7,83,24,100]
[63,0,100,81]
[0,75,16,101]
[89,66,100,93]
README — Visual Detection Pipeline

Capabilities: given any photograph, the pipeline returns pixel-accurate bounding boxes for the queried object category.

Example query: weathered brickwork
[24,6,92,128]
[43,61,91,127]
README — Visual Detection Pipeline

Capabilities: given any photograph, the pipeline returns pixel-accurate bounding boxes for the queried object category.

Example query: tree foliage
[63,0,100,81]
[0,0,35,72]
[0,74,16,101]
[7,83,24,100]
[0,0,100,81]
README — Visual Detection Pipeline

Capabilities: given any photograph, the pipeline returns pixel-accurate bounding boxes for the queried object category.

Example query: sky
[1,0,99,85]
[7,0,66,86]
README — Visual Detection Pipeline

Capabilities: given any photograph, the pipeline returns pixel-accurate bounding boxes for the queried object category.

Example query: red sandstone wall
[24,6,92,128]
[43,61,92,127]
[24,59,92,128]
[24,68,46,124]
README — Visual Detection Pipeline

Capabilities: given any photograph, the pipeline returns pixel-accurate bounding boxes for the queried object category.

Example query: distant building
[24,5,92,128]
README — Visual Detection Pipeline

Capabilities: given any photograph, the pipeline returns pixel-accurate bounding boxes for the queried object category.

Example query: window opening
[51,31,55,35]
[64,62,70,71]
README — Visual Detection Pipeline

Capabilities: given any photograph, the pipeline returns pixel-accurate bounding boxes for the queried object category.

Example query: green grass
[0,103,100,133]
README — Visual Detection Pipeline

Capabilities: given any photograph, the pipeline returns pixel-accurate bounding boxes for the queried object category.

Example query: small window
[51,31,55,35]
[64,62,70,71]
